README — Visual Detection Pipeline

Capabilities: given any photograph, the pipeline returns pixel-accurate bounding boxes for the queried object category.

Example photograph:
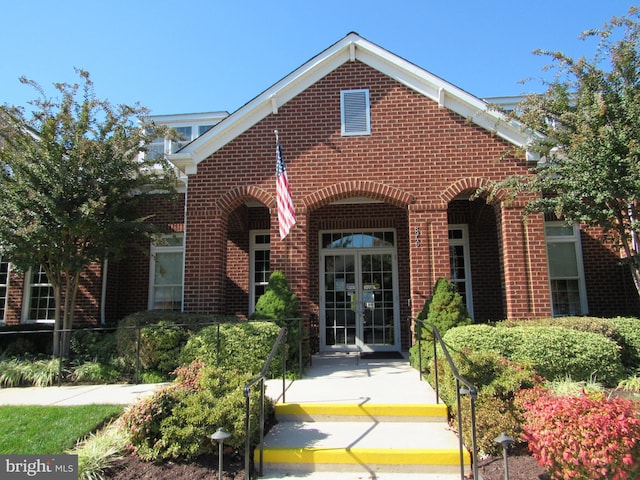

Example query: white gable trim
[170,33,532,174]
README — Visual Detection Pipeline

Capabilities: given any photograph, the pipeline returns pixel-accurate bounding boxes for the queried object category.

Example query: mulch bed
[105,449,550,480]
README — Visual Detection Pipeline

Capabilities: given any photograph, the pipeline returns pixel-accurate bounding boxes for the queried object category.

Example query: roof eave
[172,33,534,170]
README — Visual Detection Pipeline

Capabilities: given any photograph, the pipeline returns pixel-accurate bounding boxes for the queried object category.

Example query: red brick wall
[580,225,640,316]
[183,60,557,342]
[3,264,102,326]
[105,193,185,322]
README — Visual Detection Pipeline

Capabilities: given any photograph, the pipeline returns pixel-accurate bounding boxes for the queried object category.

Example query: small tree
[0,70,177,356]
[251,270,299,320]
[485,7,640,298]
[251,270,303,374]
[418,277,471,335]
[411,278,471,368]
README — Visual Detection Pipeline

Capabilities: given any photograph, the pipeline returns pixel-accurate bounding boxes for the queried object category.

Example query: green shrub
[180,322,282,376]
[139,322,189,374]
[70,330,117,364]
[251,270,299,320]
[460,395,525,457]
[409,278,471,371]
[443,324,624,386]
[123,360,268,461]
[502,316,640,371]
[611,317,640,370]
[498,316,619,339]
[115,312,240,378]
[431,349,540,405]
[430,348,541,455]
[71,361,121,384]
[250,270,305,376]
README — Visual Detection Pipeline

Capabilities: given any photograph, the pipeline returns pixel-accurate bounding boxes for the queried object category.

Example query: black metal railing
[411,317,479,480]
[243,326,288,478]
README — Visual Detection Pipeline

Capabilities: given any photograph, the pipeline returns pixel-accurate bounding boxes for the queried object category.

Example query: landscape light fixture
[494,431,515,480]
[211,427,231,480]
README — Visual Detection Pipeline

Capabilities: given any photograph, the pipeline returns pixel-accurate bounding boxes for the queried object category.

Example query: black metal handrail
[411,317,479,480]
[243,326,288,478]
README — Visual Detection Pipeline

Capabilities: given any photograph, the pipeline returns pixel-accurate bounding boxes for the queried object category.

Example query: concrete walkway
[0,382,166,406]
[265,352,438,405]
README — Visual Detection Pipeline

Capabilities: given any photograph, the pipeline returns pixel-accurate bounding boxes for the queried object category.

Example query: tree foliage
[485,7,640,296]
[0,69,177,355]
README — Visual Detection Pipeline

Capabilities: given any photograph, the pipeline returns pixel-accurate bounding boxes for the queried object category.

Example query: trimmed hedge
[180,321,283,376]
[611,317,640,370]
[443,324,623,386]
[499,316,639,370]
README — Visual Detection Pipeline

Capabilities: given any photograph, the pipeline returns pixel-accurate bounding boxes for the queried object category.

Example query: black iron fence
[0,317,308,387]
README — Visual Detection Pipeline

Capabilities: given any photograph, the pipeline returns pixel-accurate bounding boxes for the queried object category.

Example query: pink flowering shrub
[522,393,640,479]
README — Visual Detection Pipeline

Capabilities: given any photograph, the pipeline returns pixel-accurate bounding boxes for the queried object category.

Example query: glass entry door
[320,231,399,352]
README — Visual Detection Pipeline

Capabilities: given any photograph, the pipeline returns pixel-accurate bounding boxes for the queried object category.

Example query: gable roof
[170,32,533,175]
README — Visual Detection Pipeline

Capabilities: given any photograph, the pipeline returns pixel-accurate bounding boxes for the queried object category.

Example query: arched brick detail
[303,181,414,210]
[215,185,274,215]
[440,178,490,204]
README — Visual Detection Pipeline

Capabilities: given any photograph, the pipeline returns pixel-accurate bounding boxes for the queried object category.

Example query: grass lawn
[0,405,124,454]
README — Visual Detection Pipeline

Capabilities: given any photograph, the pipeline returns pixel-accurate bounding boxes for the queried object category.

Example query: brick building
[2,33,638,352]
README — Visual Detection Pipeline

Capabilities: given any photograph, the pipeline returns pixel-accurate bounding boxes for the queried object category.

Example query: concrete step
[256,420,469,474]
[275,402,449,422]
[259,471,463,480]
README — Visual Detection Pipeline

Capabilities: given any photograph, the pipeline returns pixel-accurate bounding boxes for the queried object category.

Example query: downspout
[181,177,188,313]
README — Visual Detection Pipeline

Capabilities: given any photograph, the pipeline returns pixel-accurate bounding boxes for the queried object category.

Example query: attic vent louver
[341,89,371,136]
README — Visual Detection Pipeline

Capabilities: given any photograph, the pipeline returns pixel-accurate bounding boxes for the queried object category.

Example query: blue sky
[1,1,636,116]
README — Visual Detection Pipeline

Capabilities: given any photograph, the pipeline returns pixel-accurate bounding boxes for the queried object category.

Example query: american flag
[276,139,296,239]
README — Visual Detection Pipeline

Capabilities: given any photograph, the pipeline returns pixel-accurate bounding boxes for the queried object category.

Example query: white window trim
[341,89,371,136]
[0,257,9,324]
[545,222,588,316]
[448,224,474,319]
[249,230,271,314]
[148,234,185,311]
[22,266,55,324]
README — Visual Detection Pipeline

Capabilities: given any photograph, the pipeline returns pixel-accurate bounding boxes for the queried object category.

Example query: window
[147,122,215,158]
[448,225,474,318]
[25,266,55,323]
[149,235,184,311]
[198,125,213,136]
[250,231,271,313]
[0,256,9,323]
[545,222,587,316]
[169,126,193,153]
[341,89,371,136]
[321,231,394,249]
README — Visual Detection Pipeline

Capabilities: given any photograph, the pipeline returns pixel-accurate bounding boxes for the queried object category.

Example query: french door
[320,231,400,352]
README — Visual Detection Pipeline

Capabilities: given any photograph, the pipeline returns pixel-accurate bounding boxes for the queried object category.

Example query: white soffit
[171,33,530,173]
